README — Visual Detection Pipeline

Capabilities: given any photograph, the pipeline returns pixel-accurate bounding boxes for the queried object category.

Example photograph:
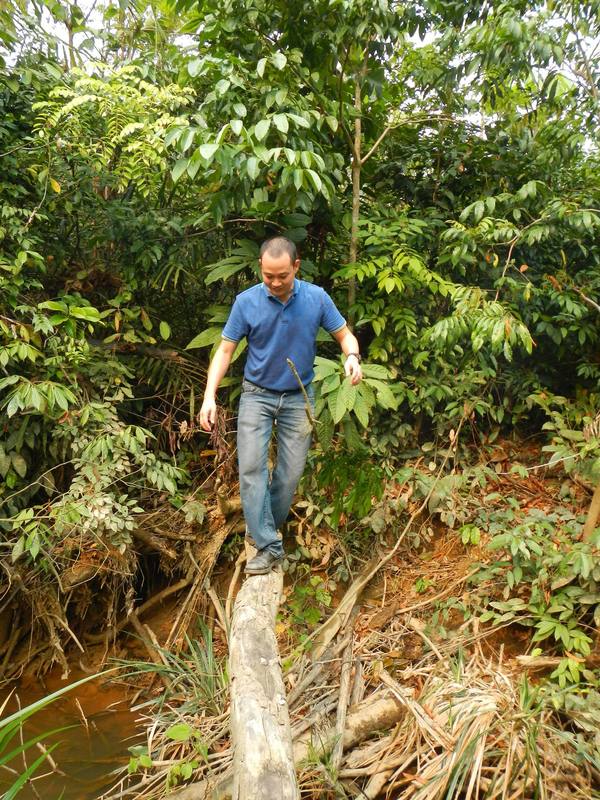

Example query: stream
[0,668,141,799]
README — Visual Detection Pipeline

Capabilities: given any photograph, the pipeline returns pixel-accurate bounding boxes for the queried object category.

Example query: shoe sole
[244,560,283,575]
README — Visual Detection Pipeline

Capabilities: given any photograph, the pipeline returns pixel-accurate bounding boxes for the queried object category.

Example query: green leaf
[11,453,27,478]
[171,159,189,183]
[256,58,267,78]
[254,119,271,141]
[53,387,70,411]
[313,356,338,379]
[316,410,334,450]
[186,327,223,350]
[38,300,67,313]
[187,150,203,179]
[44,63,62,80]
[187,58,203,77]
[205,259,250,286]
[353,392,369,428]
[29,533,40,560]
[199,143,218,161]
[320,372,340,396]
[159,321,171,340]
[179,127,195,153]
[246,156,260,181]
[165,723,194,741]
[215,78,230,96]
[273,114,289,134]
[164,127,183,147]
[287,113,310,129]
[0,375,20,390]
[360,364,389,380]
[230,119,243,136]
[6,392,21,418]
[11,537,25,563]
[246,157,260,180]
[271,51,287,70]
[70,306,100,322]
[366,379,397,409]
[306,169,322,192]
[0,447,10,477]
[333,379,353,424]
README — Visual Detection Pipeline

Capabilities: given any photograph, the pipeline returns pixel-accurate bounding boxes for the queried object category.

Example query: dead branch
[168,692,405,800]
[132,529,178,559]
[84,577,191,644]
[331,626,355,772]
[225,549,245,628]
[216,493,242,518]
[128,611,172,692]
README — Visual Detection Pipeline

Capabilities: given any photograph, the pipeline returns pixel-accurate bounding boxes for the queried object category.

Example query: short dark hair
[259,236,297,263]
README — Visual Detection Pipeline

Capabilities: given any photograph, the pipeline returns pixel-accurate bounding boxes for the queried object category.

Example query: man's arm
[199,338,238,431]
[332,325,362,385]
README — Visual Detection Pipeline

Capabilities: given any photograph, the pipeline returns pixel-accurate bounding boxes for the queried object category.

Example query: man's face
[259,252,300,301]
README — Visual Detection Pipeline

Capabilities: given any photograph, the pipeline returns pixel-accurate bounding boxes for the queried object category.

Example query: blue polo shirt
[222,279,346,391]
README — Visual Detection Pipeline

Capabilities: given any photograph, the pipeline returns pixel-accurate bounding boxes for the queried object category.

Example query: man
[199,236,362,574]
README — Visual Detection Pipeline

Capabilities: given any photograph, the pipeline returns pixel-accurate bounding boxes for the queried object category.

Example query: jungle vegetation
[0,0,599,797]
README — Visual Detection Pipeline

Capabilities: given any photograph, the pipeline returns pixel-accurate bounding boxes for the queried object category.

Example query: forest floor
[3,442,599,800]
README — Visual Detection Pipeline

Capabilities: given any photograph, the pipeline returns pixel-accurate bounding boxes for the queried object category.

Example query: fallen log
[292,692,405,763]
[229,567,299,800]
[168,692,405,800]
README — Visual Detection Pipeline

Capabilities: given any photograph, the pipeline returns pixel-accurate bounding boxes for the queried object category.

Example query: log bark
[229,568,299,800]
[293,693,404,763]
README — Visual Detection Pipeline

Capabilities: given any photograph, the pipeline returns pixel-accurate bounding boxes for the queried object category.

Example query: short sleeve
[320,290,346,333]
[222,298,248,342]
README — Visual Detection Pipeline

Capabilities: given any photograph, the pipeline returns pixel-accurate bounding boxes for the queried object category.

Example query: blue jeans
[237,379,314,556]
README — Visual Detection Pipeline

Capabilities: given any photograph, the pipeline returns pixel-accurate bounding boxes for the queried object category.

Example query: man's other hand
[200,397,217,431]
[344,355,362,385]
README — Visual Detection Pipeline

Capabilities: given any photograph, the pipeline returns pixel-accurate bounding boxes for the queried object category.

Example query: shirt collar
[262,278,300,302]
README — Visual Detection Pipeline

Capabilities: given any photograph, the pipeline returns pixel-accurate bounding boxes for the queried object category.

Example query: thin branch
[572,285,600,315]
[286,358,318,434]
[361,113,458,165]
[336,46,356,153]
[361,124,393,165]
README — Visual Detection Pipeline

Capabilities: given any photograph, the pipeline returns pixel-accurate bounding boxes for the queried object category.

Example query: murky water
[0,669,142,799]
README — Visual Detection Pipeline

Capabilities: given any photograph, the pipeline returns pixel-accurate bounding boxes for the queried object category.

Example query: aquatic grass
[0,672,108,798]
[114,624,229,716]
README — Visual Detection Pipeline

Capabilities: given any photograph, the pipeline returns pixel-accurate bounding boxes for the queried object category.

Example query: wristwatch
[346,352,362,362]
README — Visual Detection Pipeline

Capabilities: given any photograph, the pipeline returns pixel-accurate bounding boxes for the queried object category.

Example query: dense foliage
[0,0,599,697]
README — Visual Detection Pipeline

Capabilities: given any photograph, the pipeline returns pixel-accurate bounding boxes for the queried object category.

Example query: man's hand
[199,339,237,431]
[332,327,362,385]
[344,354,362,385]
[200,397,217,431]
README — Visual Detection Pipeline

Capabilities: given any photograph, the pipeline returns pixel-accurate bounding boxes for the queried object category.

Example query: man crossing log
[200,236,362,573]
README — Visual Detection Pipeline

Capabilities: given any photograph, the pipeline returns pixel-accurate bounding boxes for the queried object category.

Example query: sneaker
[245,550,284,575]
